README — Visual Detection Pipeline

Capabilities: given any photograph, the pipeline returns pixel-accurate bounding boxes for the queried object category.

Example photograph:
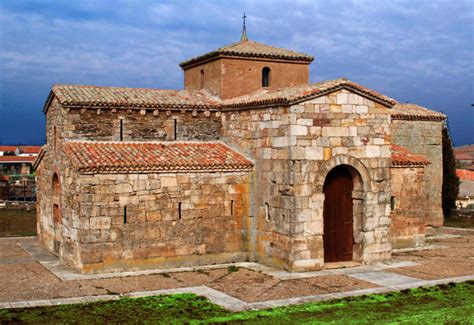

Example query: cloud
[0,0,473,145]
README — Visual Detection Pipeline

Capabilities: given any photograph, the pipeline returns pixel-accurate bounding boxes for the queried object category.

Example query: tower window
[119,119,124,141]
[264,202,270,220]
[262,67,271,87]
[200,69,204,89]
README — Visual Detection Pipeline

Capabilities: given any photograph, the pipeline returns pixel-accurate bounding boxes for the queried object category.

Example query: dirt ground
[0,207,473,304]
[0,209,36,237]
[0,236,376,303]
[0,227,473,304]
[389,228,474,280]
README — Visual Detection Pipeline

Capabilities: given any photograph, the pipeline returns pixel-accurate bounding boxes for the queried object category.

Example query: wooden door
[323,166,354,262]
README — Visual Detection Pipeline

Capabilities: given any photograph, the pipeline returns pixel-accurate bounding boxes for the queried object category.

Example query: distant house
[0,146,42,201]
[456,169,474,210]
[0,146,42,176]
[454,145,474,171]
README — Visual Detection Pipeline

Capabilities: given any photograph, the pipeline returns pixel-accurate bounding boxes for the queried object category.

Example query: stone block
[290,125,308,136]
[305,147,323,160]
[161,176,178,187]
[336,93,349,104]
[322,127,349,137]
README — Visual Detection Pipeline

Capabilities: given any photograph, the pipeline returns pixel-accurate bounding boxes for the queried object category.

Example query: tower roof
[179,40,314,69]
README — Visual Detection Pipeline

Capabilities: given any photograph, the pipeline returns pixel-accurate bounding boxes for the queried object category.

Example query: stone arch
[316,155,371,193]
[316,155,371,263]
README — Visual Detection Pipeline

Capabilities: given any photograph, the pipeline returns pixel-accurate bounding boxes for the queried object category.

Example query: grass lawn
[444,216,474,229]
[0,208,36,237]
[1,281,472,324]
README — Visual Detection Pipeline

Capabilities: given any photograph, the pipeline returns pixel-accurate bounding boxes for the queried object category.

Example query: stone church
[34,28,446,274]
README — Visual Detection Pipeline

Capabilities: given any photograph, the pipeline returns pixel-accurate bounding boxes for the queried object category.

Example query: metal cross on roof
[241,12,248,42]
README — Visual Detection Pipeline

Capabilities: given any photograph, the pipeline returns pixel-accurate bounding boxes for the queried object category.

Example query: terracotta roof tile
[454,145,474,160]
[0,146,18,152]
[0,156,36,163]
[63,141,253,174]
[179,40,314,69]
[457,169,474,181]
[390,103,445,121]
[48,85,221,111]
[224,78,398,109]
[19,146,42,154]
[391,145,430,167]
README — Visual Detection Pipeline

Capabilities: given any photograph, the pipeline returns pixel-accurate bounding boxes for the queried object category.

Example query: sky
[0,0,473,146]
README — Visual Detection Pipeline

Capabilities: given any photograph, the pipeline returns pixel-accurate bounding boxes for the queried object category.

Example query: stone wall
[390,166,426,248]
[62,107,222,142]
[391,119,444,228]
[222,89,392,271]
[42,166,251,273]
[184,57,310,99]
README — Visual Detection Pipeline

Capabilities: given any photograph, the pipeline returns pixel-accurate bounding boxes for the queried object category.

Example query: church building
[34,26,446,274]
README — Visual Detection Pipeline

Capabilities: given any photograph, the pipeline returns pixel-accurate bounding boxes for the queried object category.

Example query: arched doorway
[323,165,354,262]
[52,173,61,255]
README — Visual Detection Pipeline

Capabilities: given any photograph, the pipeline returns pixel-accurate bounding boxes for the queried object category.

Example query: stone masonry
[35,35,445,274]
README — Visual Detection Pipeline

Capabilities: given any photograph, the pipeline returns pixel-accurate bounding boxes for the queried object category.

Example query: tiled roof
[457,169,474,181]
[179,40,314,68]
[19,146,42,154]
[63,141,253,174]
[391,145,430,167]
[45,78,398,112]
[454,145,474,161]
[224,78,398,109]
[0,156,36,163]
[390,103,445,121]
[0,146,17,152]
[47,85,221,111]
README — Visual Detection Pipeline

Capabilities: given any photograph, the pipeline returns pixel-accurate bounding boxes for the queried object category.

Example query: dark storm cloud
[0,0,472,145]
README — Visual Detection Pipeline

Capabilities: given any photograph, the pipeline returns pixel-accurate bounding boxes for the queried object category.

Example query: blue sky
[0,0,473,145]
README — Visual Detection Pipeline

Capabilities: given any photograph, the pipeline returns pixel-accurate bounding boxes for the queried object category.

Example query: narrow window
[173,119,178,140]
[264,202,270,220]
[178,202,182,220]
[53,126,57,152]
[123,207,127,224]
[231,200,234,215]
[200,69,205,89]
[119,119,123,141]
[262,67,271,87]
[390,197,396,211]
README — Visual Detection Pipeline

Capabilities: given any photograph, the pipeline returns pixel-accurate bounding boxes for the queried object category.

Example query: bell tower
[179,15,314,99]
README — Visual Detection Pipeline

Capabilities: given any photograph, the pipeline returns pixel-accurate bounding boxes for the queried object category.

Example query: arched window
[52,173,60,195]
[200,69,205,89]
[262,67,271,87]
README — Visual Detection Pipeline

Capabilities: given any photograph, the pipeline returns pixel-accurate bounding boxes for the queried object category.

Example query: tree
[442,124,460,218]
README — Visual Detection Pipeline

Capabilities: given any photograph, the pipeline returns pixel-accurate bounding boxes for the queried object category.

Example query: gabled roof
[223,78,398,109]
[390,103,445,121]
[0,156,36,163]
[63,141,254,174]
[44,85,221,112]
[44,78,399,112]
[179,40,314,69]
[391,145,430,167]
[457,169,474,181]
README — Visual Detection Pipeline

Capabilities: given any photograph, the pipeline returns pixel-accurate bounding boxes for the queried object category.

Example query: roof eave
[42,90,55,114]
[180,53,314,70]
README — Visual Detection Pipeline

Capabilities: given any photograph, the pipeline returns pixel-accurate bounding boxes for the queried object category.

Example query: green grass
[1,281,473,324]
[0,208,36,237]
[444,216,474,229]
